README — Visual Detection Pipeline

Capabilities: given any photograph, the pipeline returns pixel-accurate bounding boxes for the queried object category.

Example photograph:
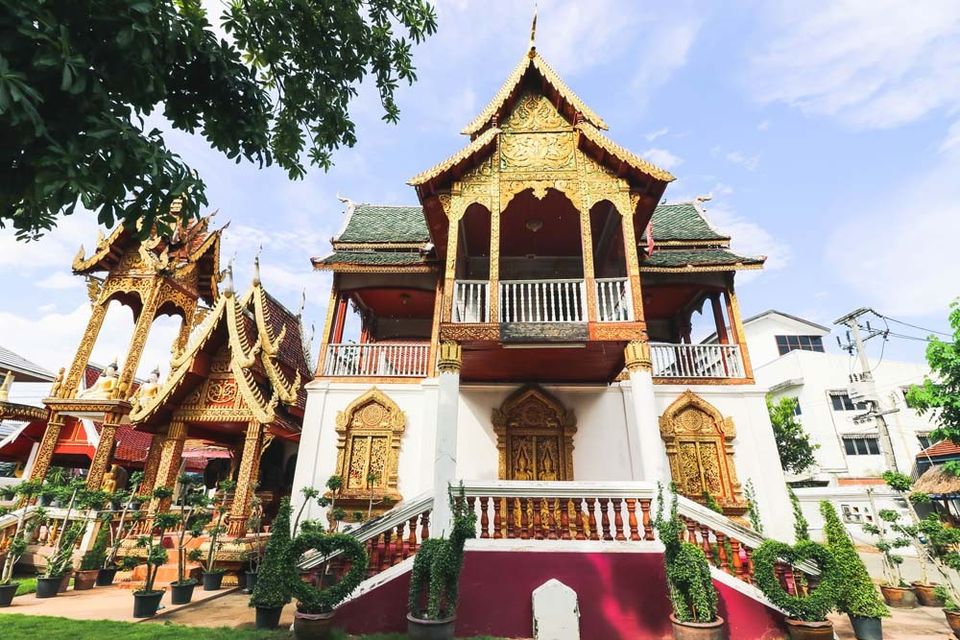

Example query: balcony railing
[324,343,430,377]
[650,343,746,379]
[595,278,633,322]
[500,279,586,323]
[453,280,489,323]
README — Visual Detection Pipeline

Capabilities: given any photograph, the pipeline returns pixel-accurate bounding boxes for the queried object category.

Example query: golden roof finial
[253,245,262,286]
[0,371,13,402]
[528,0,538,58]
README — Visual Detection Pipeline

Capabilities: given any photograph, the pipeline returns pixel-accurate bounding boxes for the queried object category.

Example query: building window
[844,437,880,456]
[840,503,874,524]
[830,392,867,412]
[776,334,826,356]
[918,434,933,450]
[791,398,802,416]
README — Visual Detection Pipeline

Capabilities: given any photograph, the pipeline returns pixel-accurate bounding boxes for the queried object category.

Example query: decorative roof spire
[223,257,235,296]
[253,245,262,286]
[528,1,538,57]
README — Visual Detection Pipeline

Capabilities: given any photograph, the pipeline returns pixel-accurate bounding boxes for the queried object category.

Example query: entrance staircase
[299,480,815,639]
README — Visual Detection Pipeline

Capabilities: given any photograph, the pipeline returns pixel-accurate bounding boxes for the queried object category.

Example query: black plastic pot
[202,571,224,591]
[245,570,258,594]
[96,567,118,586]
[132,590,164,618]
[407,613,456,640]
[0,582,18,607]
[35,577,62,599]
[255,605,283,629]
[170,580,196,605]
[848,615,882,640]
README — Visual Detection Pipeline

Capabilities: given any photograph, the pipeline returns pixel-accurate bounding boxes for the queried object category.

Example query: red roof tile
[918,440,960,459]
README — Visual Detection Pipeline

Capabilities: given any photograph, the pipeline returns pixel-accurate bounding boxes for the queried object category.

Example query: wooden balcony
[649,343,746,380]
[323,342,430,378]
[453,277,632,324]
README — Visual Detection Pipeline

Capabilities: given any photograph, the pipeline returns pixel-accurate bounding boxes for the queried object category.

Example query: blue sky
[1,0,958,379]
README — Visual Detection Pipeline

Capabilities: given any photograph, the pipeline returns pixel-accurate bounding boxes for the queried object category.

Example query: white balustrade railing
[323,343,430,377]
[500,279,586,323]
[453,280,489,323]
[649,343,746,379]
[595,278,633,322]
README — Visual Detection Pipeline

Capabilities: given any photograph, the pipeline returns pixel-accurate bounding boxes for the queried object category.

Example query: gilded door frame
[492,385,577,481]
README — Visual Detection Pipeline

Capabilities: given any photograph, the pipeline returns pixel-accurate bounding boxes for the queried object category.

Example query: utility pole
[835,308,900,473]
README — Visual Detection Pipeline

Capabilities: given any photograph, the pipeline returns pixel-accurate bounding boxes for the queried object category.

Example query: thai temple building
[0,34,805,640]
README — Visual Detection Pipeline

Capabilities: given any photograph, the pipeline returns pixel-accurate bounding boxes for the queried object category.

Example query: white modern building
[741,310,936,539]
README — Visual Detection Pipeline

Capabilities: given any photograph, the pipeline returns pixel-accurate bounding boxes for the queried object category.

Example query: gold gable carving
[501,91,571,132]
[659,391,745,513]
[499,132,576,171]
[334,387,405,510]
[493,385,576,481]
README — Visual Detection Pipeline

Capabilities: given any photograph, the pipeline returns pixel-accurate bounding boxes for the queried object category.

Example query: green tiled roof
[313,250,435,267]
[336,205,429,244]
[333,201,727,246]
[642,203,728,242]
[641,249,763,269]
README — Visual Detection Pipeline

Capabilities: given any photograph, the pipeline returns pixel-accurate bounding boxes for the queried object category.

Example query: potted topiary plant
[132,510,178,618]
[36,521,83,598]
[202,479,234,591]
[862,489,915,608]
[880,471,942,606]
[170,475,211,605]
[287,530,368,640]
[912,511,960,635]
[407,484,476,640]
[655,483,724,640]
[250,497,293,628]
[75,513,111,590]
[753,538,841,639]
[245,496,266,594]
[0,491,43,607]
[820,501,888,640]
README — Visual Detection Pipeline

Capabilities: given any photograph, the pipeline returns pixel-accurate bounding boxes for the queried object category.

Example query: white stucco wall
[293,377,794,540]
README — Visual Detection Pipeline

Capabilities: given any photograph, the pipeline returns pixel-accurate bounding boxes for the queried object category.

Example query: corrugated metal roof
[0,346,55,382]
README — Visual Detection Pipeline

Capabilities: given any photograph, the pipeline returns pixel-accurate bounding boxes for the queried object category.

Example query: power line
[872,312,952,338]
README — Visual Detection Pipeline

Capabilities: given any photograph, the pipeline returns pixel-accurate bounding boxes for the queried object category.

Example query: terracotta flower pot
[407,613,456,640]
[73,569,99,591]
[880,584,917,608]
[669,613,725,640]
[945,608,960,639]
[293,610,336,640]
[912,582,945,607]
[784,618,834,640]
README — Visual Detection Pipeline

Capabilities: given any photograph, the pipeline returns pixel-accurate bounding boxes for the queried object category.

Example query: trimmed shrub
[250,497,292,609]
[820,501,888,618]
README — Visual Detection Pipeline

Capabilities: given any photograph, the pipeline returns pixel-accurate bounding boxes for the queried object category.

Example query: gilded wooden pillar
[710,293,729,344]
[171,308,194,358]
[488,193,501,323]
[315,276,340,376]
[86,420,118,489]
[440,197,462,323]
[28,413,65,482]
[118,290,161,395]
[148,421,187,513]
[427,277,443,377]
[620,192,647,325]
[138,433,166,495]
[228,421,263,537]
[62,302,109,398]
[724,283,753,379]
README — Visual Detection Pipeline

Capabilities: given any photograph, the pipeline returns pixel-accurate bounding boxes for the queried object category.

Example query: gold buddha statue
[79,359,119,400]
[136,366,162,403]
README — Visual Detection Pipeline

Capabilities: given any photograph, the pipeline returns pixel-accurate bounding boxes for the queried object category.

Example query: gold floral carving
[334,388,405,505]
[439,323,500,343]
[500,132,576,171]
[624,340,652,372]
[493,385,576,481]
[658,391,745,513]
[28,416,64,482]
[502,91,570,132]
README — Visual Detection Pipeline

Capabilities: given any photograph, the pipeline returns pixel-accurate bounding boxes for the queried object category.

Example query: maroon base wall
[335,550,787,640]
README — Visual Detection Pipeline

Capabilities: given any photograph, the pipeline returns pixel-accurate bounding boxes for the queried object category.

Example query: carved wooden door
[494,386,576,481]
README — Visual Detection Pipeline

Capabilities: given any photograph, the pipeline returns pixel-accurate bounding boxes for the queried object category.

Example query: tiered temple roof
[312,200,763,273]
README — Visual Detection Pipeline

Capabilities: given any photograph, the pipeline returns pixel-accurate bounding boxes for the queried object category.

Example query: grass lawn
[0,615,506,640]
[14,577,36,596]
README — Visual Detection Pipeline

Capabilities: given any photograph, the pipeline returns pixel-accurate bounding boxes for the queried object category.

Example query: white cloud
[643,147,683,171]
[36,272,78,290]
[940,120,960,154]
[749,1,960,129]
[757,120,770,132]
[645,127,670,141]
[825,143,960,316]
[699,201,792,275]
[724,151,760,172]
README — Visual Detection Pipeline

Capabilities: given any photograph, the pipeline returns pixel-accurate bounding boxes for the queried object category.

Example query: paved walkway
[147,590,297,629]
[830,606,954,639]
[0,583,237,623]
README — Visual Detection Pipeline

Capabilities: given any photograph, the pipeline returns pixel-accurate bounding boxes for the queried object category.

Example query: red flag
[645,220,655,255]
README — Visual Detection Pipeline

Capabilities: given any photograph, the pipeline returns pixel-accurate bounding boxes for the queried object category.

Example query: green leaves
[767,396,819,475]
[753,539,841,622]
[2,0,436,238]
[250,497,293,609]
[286,531,368,614]
[820,501,889,618]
